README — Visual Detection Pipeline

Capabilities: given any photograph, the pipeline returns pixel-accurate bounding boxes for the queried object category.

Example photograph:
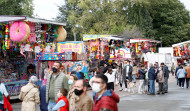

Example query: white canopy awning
[0,15,66,26]
[129,39,161,43]
[172,40,190,47]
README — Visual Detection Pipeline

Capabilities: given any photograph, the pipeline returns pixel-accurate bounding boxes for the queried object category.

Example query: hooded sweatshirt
[92,89,120,111]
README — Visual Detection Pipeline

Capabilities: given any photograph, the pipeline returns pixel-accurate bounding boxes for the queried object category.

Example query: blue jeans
[149,80,155,94]
[132,74,136,83]
[48,101,56,111]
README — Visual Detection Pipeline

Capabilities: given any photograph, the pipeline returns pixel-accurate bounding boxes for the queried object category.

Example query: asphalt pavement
[118,76,190,111]
[11,75,190,111]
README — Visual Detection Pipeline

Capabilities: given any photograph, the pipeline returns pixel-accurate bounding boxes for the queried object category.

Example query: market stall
[0,15,67,97]
[128,38,160,66]
[83,34,130,70]
[172,40,190,65]
[35,41,89,82]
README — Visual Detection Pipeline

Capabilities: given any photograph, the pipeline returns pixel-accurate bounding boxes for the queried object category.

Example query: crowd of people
[1,60,190,111]
[99,60,170,95]
[21,61,120,111]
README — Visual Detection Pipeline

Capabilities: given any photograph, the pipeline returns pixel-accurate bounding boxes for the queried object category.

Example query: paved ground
[11,75,190,111]
[118,76,190,111]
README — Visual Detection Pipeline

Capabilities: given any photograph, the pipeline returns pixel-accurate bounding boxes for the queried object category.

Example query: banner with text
[57,41,85,54]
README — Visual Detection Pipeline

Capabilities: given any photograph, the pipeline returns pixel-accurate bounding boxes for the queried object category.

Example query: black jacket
[148,67,157,80]
[138,68,146,80]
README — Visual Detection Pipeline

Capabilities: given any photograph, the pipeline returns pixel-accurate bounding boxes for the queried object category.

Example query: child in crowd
[53,88,69,111]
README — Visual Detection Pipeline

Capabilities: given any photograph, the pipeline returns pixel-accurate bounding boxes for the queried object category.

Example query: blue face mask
[68,80,74,85]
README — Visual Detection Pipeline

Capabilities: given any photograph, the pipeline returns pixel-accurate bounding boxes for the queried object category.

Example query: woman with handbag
[19,76,40,111]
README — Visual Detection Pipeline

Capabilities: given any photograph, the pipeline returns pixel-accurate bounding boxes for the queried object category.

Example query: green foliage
[129,0,190,46]
[0,0,34,17]
[57,0,190,46]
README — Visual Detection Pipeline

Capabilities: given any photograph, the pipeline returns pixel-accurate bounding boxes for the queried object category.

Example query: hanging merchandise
[5,22,8,48]
[35,23,42,43]
[10,21,30,42]
[28,22,36,43]
[55,26,67,42]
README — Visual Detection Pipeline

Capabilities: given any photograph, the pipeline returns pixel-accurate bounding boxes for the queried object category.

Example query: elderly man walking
[161,63,169,93]
[46,62,69,111]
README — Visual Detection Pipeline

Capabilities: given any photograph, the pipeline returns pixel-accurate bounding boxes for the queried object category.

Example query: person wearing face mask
[67,75,79,111]
[52,88,69,111]
[73,79,93,111]
[92,74,120,111]
[46,62,69,111]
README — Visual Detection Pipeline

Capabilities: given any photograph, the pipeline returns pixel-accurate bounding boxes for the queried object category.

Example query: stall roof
[172,40,190,47]
[0,15,66,26]
[83,34,124,41]
[129,38,161,43]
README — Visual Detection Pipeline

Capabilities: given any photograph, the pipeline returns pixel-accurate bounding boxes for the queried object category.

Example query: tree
[57,0,130,40]
[150,0,190,46]
[0,0,34,17]
[129,0,190,46]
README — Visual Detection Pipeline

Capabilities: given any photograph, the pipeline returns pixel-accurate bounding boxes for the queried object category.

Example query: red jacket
[57,96,69,111]
[3,95,13,111]
[92,90,120,111]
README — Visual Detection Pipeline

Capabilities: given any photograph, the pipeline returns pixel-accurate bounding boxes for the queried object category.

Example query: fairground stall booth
[172,40,190,65]
[0,15,66,98]
[35,41,89,83]
[83,35,131,73]
[129,38,161,68]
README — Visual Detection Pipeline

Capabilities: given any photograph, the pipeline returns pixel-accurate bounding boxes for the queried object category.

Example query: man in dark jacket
[40,85,48,111]
[122,60,133,91]
[175,64,181,85]
[161,63,169,93]
[92,74,120,111]
[148,63,157,95]
[138,65,147,94]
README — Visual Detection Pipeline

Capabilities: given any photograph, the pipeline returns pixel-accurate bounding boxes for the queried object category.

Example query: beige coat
[72,93,93,111]
[157,70,164,83]
[19,83,40,111]
[68,87,79,111]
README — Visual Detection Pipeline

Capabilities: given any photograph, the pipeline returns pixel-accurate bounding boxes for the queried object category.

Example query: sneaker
[124,88,128,92]
[182,87,184,89]
[157,92,160,95]
[119,87,123,91]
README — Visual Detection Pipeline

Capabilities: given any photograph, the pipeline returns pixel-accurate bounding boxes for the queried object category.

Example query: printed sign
[57,41,84,54]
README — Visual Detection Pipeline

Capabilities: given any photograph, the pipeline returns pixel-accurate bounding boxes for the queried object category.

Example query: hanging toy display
[28,22,36,43]
[5,22,9,48]
[10,21,30,42]
[35,23,42,43]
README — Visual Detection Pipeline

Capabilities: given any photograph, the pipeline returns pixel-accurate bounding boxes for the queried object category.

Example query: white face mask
[92,83,102,93]
[57,93,60,98]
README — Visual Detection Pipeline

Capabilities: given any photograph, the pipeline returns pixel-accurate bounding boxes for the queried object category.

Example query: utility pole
[74,32,76,41]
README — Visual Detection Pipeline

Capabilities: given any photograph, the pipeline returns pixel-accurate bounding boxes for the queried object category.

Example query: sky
[33,0,190,20]
[33,0,64,20]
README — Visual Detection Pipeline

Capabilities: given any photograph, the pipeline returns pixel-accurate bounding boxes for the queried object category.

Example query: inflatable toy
[10,21,30,42]
[56,26,67,42]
